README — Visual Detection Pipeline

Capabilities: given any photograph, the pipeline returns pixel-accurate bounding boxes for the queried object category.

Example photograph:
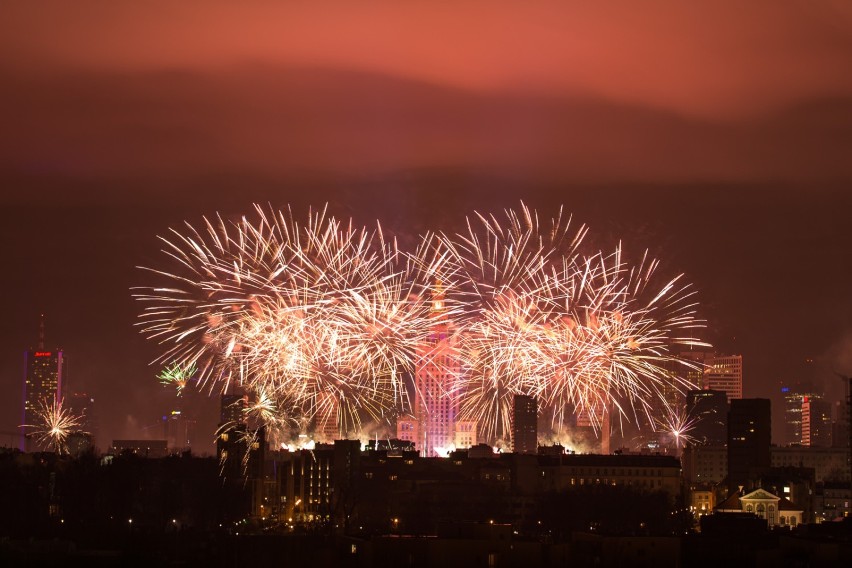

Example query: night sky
[2,2,851,450]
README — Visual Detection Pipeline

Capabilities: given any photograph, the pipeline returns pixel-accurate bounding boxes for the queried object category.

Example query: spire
[429,280,450,326]
[38,313,45,350]
[431,280,445,311]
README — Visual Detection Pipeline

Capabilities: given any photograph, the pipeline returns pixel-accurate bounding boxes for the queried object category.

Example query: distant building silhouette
[220,392,247,425]
[781,378,822,446]
[511,394,537,454]
[111,439,169,458]
[66,391,96,446]
[705,355,742,401]
[162,409,194,452]
[727,398,771,489]
[22,315,64,452]
[802,396,833,447]
[686,389,728,445]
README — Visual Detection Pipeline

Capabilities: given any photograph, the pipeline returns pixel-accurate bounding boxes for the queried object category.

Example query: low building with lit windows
[715,487,803,528]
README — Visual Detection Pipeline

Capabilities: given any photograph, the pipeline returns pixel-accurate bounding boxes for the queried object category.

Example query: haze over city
[2,1,851,452]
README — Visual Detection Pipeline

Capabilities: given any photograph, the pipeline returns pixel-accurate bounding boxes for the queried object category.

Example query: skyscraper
[705,355,743,401]
[66,391,96,446]
[686,389,728,446]
[21,317,64,452]
[412,284,466,457]
[220,392,247,425]
[802,396,833,447]
[727,398,771,489]
[781,381,822,446]
[511,394,537,454]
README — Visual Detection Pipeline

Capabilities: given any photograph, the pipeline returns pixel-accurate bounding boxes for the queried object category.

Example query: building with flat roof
[22,317,65,452]
[705,355,742,401]
[686,389,728,446]
[802,396,832,447]
[512,394,537,454]
[727,398,771,489]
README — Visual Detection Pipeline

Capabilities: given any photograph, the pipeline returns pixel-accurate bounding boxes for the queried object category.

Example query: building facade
[511,394,537,454]
[704,355,742,401]
[681,444,728,484]
[771,446,849,482]
[411,286,469,456]
[727,398,771,489]
[686,389,728,446]
[801,396,832,447]
[220,392,247,425]
[715,487,803,528]
[22,348,65,452]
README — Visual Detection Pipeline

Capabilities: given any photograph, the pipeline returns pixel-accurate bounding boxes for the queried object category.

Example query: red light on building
[34,351,52,357]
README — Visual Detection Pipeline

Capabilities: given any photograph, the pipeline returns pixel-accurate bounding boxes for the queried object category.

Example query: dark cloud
[3,66,852,199]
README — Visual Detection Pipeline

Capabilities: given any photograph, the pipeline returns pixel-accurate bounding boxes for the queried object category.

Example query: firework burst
[655,404,699,452]
[423,204,707,442]
[158,361,197,395]
[136,202,708,448]
[136,205,435,441]
[23,397,86,454]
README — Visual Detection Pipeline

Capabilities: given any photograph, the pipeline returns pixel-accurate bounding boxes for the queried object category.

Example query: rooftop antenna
[38,313,45,350]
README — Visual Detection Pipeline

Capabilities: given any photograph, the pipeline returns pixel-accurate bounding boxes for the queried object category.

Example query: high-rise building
[705,355,743,401]
[313,391,340,443]
[512,394,537,454]
[652,352,709,424]
[21,317,65,452]
[680,349,714,391]
[162,409,194,451]
[220,392,247,425]
[781,381,822,446]
[686,389,728,446]
[727,398,771,489]
[412,284,469,457]
[802,396,833,447]
[66,391,97,446]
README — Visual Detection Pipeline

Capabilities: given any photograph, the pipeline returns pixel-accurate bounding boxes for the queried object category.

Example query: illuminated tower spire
[430,280,447,320]
[22,314,65,451]
[38,313,45,350]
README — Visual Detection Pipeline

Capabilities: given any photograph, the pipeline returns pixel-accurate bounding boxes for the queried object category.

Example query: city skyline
[2,2,852,450]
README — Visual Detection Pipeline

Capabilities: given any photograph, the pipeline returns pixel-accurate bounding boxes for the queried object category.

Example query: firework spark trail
[158,361,198,395]
[136,202,708,446]
[430,205,707,441]
[136,204,436,440]
[22,397,86,454]
[655,404,699,451]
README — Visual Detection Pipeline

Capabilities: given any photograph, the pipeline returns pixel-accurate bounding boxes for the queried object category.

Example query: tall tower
[414,283,462,457]
[511,394,538,454]
[801,396,833,447]
[705,355,743,401]
[21,316,65,451]
[220,392,247,426]
[781,381,822,446]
